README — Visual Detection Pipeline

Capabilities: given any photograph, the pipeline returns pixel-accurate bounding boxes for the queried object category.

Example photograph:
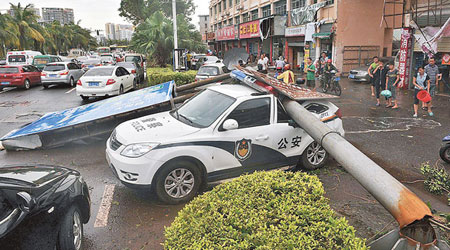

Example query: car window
[121,67,130,75]
[115,68,123,77]
[225,98,271,129]
[68,63,75,70]
[30,66,39,72]
[277,100,290,123]
[198,66,219,76]
[0,67,19,73]
[22,66,30,72]
[8,55,26,63]
[33,58,49,65]
[84,67,114,76]
[44,64,66,72]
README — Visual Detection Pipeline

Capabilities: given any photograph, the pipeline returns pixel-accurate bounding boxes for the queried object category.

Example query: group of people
[367,56,441,117]
[303,52,338,92]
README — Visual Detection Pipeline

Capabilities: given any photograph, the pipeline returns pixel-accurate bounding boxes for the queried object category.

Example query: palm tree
[0,13,19,58]
[9,3,45,50]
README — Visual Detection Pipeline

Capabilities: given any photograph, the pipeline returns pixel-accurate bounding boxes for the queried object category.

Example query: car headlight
[120,142,160,158]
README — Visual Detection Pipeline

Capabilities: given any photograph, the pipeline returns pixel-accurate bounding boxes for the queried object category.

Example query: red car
[0,65,41,91]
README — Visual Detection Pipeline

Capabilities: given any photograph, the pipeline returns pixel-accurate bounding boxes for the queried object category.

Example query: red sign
[216,26,236,41]
[398,28,412,89]
[239,20,260,39]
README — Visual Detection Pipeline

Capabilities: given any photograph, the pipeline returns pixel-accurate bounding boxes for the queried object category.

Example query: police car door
[216,96,280,173]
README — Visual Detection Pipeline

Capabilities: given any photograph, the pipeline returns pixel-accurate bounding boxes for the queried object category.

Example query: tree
[9,3,45,50]
[0,13,19,58]
[119,0,195,25]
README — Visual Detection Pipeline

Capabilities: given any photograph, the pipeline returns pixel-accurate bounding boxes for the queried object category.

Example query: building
[105,23,134,41]
[208,0,394,72]
[41,7,74,25]
[199,15,210,42]
[8,4,40,18]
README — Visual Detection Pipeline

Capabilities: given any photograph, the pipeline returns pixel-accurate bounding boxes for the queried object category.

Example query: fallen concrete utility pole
[282,98,448,249]
[176,73,231,92]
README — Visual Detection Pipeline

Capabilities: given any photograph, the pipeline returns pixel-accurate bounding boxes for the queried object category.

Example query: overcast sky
[0,0,209,31]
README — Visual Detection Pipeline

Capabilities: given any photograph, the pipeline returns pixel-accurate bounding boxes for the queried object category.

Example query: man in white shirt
[257,54,268,73]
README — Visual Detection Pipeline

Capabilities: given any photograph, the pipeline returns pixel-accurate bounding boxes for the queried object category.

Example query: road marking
[344,116,441,134]
[0,88,13,94]
[65,88,76,94]
[94,184,115,228]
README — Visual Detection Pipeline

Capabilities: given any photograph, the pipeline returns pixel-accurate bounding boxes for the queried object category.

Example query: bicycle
[321,70,342,96]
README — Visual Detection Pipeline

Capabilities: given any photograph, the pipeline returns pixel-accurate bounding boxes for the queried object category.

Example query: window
[229,0,232,8]
[291,0,306,10]
[223,0,226,10]
[218,3,221,13]
[251,9,258,20]
[229,18,233,25]
[235,0,240,4]
[262,5,271,17]
[277,101,290,123]
[235,16,240,24]
[225,98,271,129]
[205,23,207,29]
[242,13,249,22]
[275,0,287,15]
[68,63,76,70]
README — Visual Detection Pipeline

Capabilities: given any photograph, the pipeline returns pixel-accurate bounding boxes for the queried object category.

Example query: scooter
[440,134,450,163]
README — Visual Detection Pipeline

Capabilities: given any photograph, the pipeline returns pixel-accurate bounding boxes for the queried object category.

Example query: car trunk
[81,76,108,88]
[0,67,22,86]
[42,65,67,79]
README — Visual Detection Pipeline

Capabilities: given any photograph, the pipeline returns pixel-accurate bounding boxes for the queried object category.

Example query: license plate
[88,65,94,68]
[50,74,57,77]
[89,82,99,86]
[349,74,355,79]
[1,82,9,85]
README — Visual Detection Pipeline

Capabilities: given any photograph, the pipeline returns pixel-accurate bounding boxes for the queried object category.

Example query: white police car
[106,84,344,204]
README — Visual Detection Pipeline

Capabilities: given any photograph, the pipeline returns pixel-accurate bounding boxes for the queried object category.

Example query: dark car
[0,165,90,250]
[0,65,41,91]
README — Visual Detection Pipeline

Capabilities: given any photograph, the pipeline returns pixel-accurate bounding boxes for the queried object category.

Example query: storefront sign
[239,20,260,39]
[217,26,236,41]
[398,28,412,89]
[207,32,215,40]
[285,26,306,37]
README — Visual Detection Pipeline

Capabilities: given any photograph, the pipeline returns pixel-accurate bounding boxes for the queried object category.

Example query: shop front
[216,25,238,58]
[313,23,334,59]
[286,26,306,68]
[239,20,261,62]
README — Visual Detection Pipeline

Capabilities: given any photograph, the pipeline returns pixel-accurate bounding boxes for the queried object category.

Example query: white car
[76,66,134,100]
[195,62,229,81]
[106,81,345,204]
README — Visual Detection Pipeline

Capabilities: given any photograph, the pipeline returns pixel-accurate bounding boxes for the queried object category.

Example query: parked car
[124,53,146,71]
[106,82,344,204]
[76,66,135,100]
[195,62,229,81]
[80,58,102,71]
[348,64,370,83]
[195,56,220,70]
[100,54,115,66]
[190,54,206,70]
[440,133,450,164]
[0,65,41,91]
[0,59,6,65]
[32,55,62,71]
[0,164,90,250]
[41,62,84,88]
[116,61,144,86]
[6,51,42,66]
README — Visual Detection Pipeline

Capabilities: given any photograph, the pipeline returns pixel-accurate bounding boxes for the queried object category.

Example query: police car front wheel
[155,161,202,204]
[297,142,329,170]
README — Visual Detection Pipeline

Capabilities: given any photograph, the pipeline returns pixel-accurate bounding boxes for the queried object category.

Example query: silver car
[117,62,144,86]
[41,62,84,88]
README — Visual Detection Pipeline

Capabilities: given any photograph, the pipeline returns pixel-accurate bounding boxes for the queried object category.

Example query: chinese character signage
[239,20,260,39]
[216,26,236,41]
[207,32,215,40]
[285,26,306,37]
[398,28,412,89]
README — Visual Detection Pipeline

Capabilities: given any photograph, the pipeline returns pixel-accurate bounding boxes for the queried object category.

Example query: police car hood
[115,111,200,144]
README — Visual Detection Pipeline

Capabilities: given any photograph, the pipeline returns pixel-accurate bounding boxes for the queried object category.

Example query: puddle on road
[343,116,441,134]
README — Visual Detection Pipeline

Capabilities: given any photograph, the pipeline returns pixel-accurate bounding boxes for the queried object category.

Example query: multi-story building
[105,23,116,40]
[199,15,210,43]
[41,7,74,25]
[208,0,394,72]
[105,23,134,41]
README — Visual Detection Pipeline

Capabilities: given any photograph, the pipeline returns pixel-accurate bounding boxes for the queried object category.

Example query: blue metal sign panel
[1,81,174,140]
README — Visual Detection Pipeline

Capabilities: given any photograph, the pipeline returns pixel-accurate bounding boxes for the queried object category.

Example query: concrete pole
[281,98,431,229]
[172,0,179,70]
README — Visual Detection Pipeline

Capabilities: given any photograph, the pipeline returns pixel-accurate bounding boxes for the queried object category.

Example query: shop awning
[312,32,332,39]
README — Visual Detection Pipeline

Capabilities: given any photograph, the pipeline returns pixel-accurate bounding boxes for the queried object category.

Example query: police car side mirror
[223,119,239,130]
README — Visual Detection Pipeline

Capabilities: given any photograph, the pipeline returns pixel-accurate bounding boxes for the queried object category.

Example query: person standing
[412,67,433,117]
[385,63,400,109]
[263,53,269,69]
[277,64,295,84]
[368,56,380,96]
[257,54,268,74]
[186,51,192,70]
[424,57,441,110]
[372,60,384,106]
[305,57,316,91]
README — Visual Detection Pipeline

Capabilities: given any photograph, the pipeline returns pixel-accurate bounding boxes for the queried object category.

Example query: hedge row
[147,67,197,86]
[164,171,367,250]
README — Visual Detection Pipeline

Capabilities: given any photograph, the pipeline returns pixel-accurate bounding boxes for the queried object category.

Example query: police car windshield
[172,89,235,128]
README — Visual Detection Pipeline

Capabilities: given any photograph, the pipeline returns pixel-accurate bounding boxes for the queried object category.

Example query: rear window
[125,56,141,63]
[84,67,114,76]
[198,66,219,76]
[117,62,135,68]
[44,64,66,71]
[98,48,110,53]
[8,55,26,63]
[101,56,113,60]
[33,58,49,65]
[0,67,19,74]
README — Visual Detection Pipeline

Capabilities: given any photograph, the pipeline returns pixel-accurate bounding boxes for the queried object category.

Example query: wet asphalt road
[0,78,449,249]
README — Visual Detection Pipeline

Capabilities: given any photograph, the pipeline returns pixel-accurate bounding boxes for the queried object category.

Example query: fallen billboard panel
[1,81,175,150]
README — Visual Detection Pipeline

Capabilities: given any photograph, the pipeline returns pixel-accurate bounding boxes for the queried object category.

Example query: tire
[119,85,124,95]
[43,84,49,89]
[57,205,83,250]
[440,144,450,164]
[297,141,329,170]
[154,160,202,204]
[322,84,328,93]
[24,79,30,90]
[334,83,342,96]
[80,95,89,100]
[69,77,75,88]
[0,87,3,91]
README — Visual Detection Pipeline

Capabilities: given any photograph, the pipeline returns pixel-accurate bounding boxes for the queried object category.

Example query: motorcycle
[321,70,342,96]
[440,134,450,163]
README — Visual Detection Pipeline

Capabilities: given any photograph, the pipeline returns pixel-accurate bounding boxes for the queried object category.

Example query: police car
[106,82,344,204]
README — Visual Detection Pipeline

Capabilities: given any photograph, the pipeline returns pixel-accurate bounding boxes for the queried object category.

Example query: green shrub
[147,67,197,86]
[164,171,367,250]
[420,163,450,205]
